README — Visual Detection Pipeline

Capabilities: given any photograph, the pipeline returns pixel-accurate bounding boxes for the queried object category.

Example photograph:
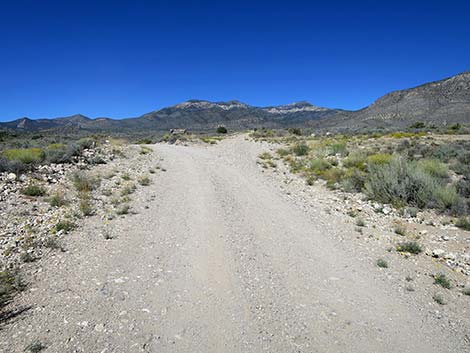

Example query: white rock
[432,249,445,258]
[7,173,16,181]
[444,253,456,261]
[382,206,392,215]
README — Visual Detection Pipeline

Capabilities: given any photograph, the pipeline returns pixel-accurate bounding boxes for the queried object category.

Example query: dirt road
[1,136,468,352]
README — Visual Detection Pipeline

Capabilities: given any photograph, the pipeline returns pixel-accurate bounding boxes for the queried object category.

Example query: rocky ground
[0,135,469,352]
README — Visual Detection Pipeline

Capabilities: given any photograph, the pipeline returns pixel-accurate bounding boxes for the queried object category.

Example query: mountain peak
[172,100,250,110]
[263,101,330,114]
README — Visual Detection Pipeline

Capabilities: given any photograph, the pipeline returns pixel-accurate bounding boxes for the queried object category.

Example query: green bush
[2,148,44,164]
[44,143,73,163]
[21,184,46,197]
[292,143,309,156]
[376,259,388,268]
[341,168,367,192]
[48,192,67,207]
[417,159,448,179]
[366,153,393,165]
[138,175,151,186]
[343,152,367,170]
[276,148,290,157]
[121,183,136,196]
[322,168,344,186]
[308,158,331,173]
[434,273,452,289]
[326,142,348,156]
[456,217,470,231]
[216,126,228,134]
[55,221,75,233]
[288,128,302,136]
[365,156,439,208]
[79,198,94,216]
[0,269,25,308]
[396,241,422,254]
[73,172,99,193]
[433,185,462,212]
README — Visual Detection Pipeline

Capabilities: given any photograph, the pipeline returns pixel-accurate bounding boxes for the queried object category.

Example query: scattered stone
[432,249,445,258]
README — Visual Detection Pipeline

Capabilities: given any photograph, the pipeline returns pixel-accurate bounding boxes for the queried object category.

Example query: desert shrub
[433,294,446,305]
[367,153,393,166]
[404,206,419,218]
[396,241,422,254]
[305,175,316,185]
[44,143,73,163]
[0,157,29,173]
[72,172,99,193]
[48,192,67,207]
[89,155,106,165]
[363,155,461,213]
[456,217,470,231]
[140,146,152,155]
[292,143,309,156]
[388,132,424,139]
[356,218,366,227]
[326,142,348,156]
[452,161,470,176]
[343,152,367,170]
[259,152,272,160]
[79,198,94,216]
[376,259,388,268]
[2,148,44,164]
[341,168,367,192]
[276,148,290,157]
[116,204,130,215]
[364,156,439,208]
[216,126,228,134]
[55,221,75,233]
[433,185,463,213]
[121,183,136,196]
[137,138,153,144]
[138,175,151,186]
[322,168,344,186]
[307,158,331,174]
[77,137,95,150]
[410,121,425,129]
[434,273,452,289]
[394,224,406,236]
[250,128,276,139]
[288,128,302,136]
[456,178,470,198]
[0,269,25,308]
[25,341,47,353]
[21,184,46,197]
[417,159,448,179]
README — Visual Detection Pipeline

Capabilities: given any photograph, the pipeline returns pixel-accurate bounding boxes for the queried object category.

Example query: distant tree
[410,121,425,129]
[216,126,228,134]
[288,128,302,136]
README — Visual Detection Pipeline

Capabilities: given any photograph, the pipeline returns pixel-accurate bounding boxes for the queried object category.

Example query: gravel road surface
[1,136,468,352]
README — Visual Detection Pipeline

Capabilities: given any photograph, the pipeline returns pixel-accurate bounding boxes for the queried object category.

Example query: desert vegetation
[256,129,470,220]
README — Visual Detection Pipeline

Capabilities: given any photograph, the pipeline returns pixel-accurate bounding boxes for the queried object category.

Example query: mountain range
[1,72,469,133]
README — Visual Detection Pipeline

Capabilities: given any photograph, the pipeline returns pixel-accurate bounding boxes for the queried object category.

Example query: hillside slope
[314,72,470,131]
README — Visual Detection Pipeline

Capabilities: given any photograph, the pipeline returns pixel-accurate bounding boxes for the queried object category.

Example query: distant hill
[312,71,470,131]
[0,100,338,133]
[1,72,469,133]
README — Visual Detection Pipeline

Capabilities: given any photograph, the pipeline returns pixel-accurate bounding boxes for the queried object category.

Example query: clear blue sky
[1,0,469,121]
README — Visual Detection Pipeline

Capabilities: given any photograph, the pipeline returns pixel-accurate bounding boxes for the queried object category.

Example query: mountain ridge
[1,71,469,133]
